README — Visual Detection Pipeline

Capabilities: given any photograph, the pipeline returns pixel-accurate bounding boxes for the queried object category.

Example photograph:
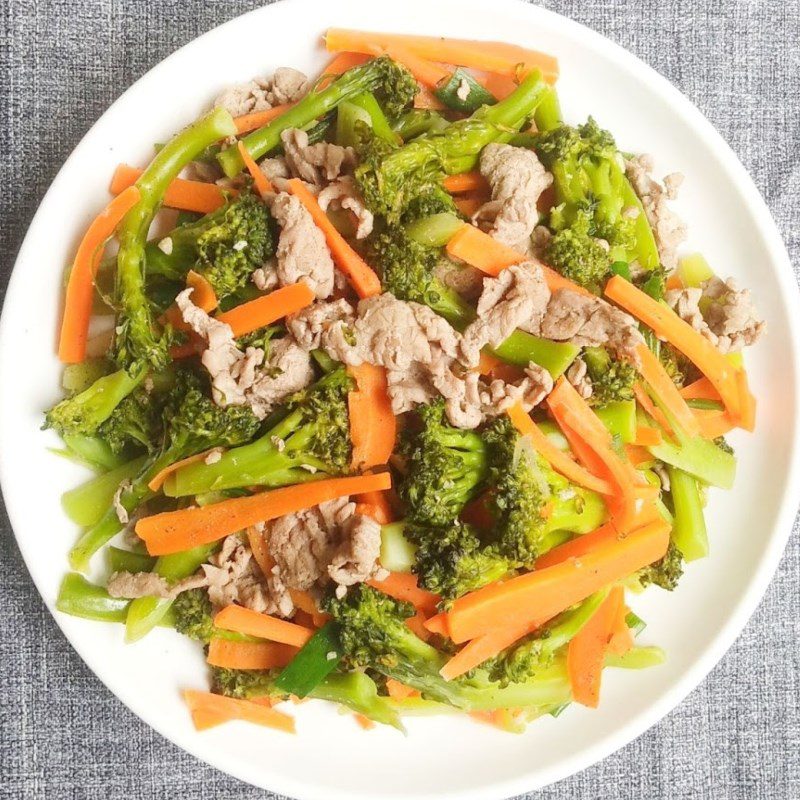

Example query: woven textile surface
[1,1,798,797]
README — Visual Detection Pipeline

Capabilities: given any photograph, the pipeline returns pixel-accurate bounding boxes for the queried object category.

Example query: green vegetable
[678,253,714,288]
[115,107,237,372]
[583,346,636,406]
[164,368,353,497]
[545,210,613,291]
[532,86,562,132]
[405,212,464,248]
[595,400,636,443]
[172,587,216,644]
[435,68,497,113]
[380,522,417,573]
[145,192,274,299]
[348,91,401,144]
[274,622,342,697]
[638,540,684,591]
[61,359,110,395]
[356,69,548,222]
[392,109,450,140]
[56,433,127,471]
[336,100,372,148]
[56,573,131,623]
[61,455,148,527]
[668,466,708,561]
[605,646,666,670]
[96,382,169,455]
[106,546,156,574]
[489,330,579,378]
[218,56,417,176]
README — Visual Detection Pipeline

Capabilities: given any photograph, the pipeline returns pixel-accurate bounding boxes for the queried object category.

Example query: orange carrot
[324,29,559,83]
[368,572,440,616]
[237,140,273,197]
[147,448,220,492]
[423,612,450,638]
[680,376,720,402]
[736,368,756,432]
[286,178,382,298]
[445,223,592,297]
[162,270,219,331]
[318,51,372,87]
[692,408,737,439]
[406,610,432,641]
[247,525,274,578]
[288,589,330,628]
[605,275,742,424]
[665,272,683,291]
[347,363,396,470]
[214,605,314,648]
[355,489,395,524]
[633,426,662,447]
[607,603,635,657]
[477,351,503,375]
[365,42,451,89]
[58,186,141,363]
[636,344,700,437]
[440,618,542,681]
[206,638,298,670]
[443,172,491,194]
[109,165,226,214]
[385,678,420,701]
[453,195,486,218]
[233,104,294,135]
[444,519,669,643]
[183,689,295,733]
[625,444,653,467]
[467,68,520,100]
[507,404,613,495]
[136,472,392,555]
[567,585,623,707]
[216,282,315,337]
[633,382,672,434]
[413,87,447,110]
[534,522,621,570]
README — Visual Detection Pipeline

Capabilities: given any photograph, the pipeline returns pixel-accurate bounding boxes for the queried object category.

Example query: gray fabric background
[1,0,798,797]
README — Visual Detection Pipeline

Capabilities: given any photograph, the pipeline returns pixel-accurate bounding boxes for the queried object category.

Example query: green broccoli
[172,587,215,643]
[218,56,418,176]
[356,70,548,222]
[69,369,261,572]
[326,584,572,712]
[405,520,513,600]
[211,666,403,729]
[638,540,684,591]
[163,367,353,497]
[582,346,637,406]
[114,107,237,373]
[544,210,611,291]
[145,192,274,299]
[398,401,488,526]
[96,383,167,454]
[643,331,687,388]
[535,117,659,273]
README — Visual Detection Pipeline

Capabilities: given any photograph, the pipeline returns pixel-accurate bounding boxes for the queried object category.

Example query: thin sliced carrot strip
[237,140,273,197]
[183,689,295,733]
[109,165,226,214]
[147,448,219,492]
[443,172,491,194]
[214,605,314,648]
[206,638,298,670]
[368,572,440,616]
[233,104,294,135]
[216,282,316,337]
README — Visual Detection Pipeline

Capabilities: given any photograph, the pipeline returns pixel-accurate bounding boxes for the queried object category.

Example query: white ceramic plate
[1,0,797,797]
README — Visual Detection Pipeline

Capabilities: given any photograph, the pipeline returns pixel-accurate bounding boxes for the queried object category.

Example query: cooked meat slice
[259,156,291,193]
[271,192,335,298]
[482,363,554,414]
[625,155,687,270]
[245,338,315,419]
[566,357,593,399]
[435,259,484,302]
[666,276,766,353]
[287,298,355,351]
[280,128,356,188]
[328,514,388,586]
[538,289,645,365]
[213,68,308,117]
[385,362,438,414]
[318,176,374,239]
[459,263,551,367]
[112,479,132,525]
[106,570,207,600]
[473,143,553,253]
[252,262,279,291]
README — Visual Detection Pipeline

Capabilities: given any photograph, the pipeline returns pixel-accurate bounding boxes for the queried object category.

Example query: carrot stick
[355,489,395,524]
[692,408,737,439]
[207,638,298,670]
[406,610,432,641]
[507,404,614,495]
[443,172,491,194]
[183,689,295,733]
[355,714,375,730]
[247,525,274,578]
[289,589,330,628]
[607,603,635,657]
[324,29,560,83]
[237,140,273,197]
[162,270,219,331]
[58,186,141,363]
[385,678,420,701]
[445,223,592,297]
[286,178,382,298]
[216,282,315,337]
[319,51,372,86]
[605,275,742,423]
[423,611,451,637]
[233,104,294,135]
[365,42,451,89]
[214,605,314,648]
[136,472,392,555]
[413,87,447,110]
[467,68,520,100]
[147,448,220,492]
[440,618,542,681]
[736,368,756,433]
[445,519,670,643]
[665,272,683,291]
[534,522,621,570]
[367,572,440,616]
[636,344,700,437]
[625,444,653,467]
[633,426,662,447]
[567,585,623,707]
[347,364,396,471]
[633,382,672,433]
[454,195,486,218]
[680,376,719,402]
[109,165,226,214]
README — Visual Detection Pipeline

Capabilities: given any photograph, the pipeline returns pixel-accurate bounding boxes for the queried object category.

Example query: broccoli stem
[60,433,127,472]
[678,253,715,288]
[115,107,236,370]
[61,455,148,528]
[605,645,666,670]
[393,109,450,140]
[532,86,562,132]
[310,673,403,730]
[335,100,372,148]
[667,466,708,561]
[461,662,573,711]
[380,522,417,573]
[56,573,131,623]
[106,546,155,574]
[490,330,580,379]
[405,213,465,248]
[124,542,217,642]
[218,58,407,176]
[594,400,637,443]
[349,92,401,144]
[545,488,607,538]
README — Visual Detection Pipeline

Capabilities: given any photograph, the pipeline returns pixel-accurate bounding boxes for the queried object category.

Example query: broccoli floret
[356,70,547,222]
[44,367,145,439]
[172,588,215,643]
[406,520,513,600]
[326,584,572,712]
[535,117,659,273]
[638,540,684,591]
[218,56,417,176]
[544,210,611,291]
[582,346,637,405]
[146,192,274,299]
[636,264,668,301]
[96,383,167,454]
[163,367,353,497]
[398,401,488,526]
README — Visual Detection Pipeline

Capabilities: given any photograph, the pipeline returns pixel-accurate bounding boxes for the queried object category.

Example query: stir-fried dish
[49,30,765,735]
